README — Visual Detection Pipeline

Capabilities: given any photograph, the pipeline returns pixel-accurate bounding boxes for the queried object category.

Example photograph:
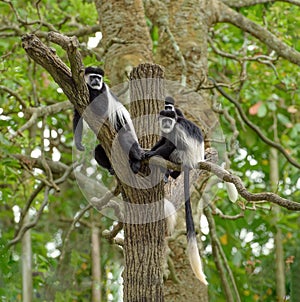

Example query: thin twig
[209,78,300,170]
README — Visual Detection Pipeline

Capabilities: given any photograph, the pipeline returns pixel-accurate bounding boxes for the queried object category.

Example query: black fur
[145,109,204,174]
[146,106,206,283]
[165,96,184,117]
[73,66,143,174]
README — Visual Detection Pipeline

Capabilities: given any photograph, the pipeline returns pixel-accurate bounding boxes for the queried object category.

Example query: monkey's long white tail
[184,167,208,286]
[187,235,208,286]
[164,199,177,236]
[225,182,238,203]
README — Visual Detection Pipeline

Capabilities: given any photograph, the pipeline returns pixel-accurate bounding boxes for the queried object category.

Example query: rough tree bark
[91,223,101,302]
[121,63,166,301]
[22,213,32,302]
[94,0,153,83]
[270,148,286,301]
[144,1,214,300]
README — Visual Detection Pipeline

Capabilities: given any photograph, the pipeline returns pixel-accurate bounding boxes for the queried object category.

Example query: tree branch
[204,206,241,302]
[216,1,300,65]
[47,32,85,91]
[21,33,89,110]
[209,78,300,170]
[102,221,124,244]
[199,161,300,210]
[13,101,72,137]
[148,156,300,211]
[0,85,27,107]
[8,187,50,247]
[221,0,300,8]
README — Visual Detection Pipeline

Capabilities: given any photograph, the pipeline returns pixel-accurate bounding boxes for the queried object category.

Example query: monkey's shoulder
[176,117,203,140]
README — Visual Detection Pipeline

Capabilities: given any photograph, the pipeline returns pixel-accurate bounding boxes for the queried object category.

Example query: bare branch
[13,101,72,137]
[12,154,73,176]
[209,78,300,170]
[102,222,124,243]
[211,207,245,220]
[221,0,300,8]
[47,32,85,90]
[148,156,300,211]
[199,161,300,210]
[8,187,50,247]
[216,1,300,65]
[0,85,27,107]
[208,36,240,61]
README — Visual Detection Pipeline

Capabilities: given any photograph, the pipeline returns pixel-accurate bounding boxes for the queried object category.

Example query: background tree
[0,0,300,301]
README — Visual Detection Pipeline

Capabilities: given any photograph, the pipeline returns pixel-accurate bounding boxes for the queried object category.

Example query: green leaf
[267,101,277,111]
[277,113,291,126]
[257,103,267,117]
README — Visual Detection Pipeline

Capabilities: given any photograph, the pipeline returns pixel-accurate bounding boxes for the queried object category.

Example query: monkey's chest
[170,136,204,168]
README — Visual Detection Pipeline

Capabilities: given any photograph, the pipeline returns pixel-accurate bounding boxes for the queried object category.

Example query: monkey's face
[159,117,175,134]
[165,104,175,112]
[85,73,103,90]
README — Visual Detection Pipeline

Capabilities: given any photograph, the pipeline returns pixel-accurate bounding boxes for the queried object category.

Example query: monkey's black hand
[144,150,156,158]
[140,149,146,160]
[75,142,85,151]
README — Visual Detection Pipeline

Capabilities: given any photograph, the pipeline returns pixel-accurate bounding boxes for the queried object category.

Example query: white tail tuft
[225,182,238,203]
[187,236,208,285]
[164,199,177,236]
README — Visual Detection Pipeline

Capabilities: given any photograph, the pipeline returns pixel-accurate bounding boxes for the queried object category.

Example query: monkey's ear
[97,67,105,76]
[84,66,105,76]
[165,96,175,105]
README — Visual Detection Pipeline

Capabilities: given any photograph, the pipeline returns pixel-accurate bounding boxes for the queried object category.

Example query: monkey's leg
[118,130,143,174]
[94,144,114,175]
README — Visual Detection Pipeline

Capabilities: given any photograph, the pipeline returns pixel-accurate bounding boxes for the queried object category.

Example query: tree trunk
[91,224,101,302]
[22,213,32,302]
[94,0,153,84]
[270,147,286,301]
[122,63,166,302]
[144,1,215,300]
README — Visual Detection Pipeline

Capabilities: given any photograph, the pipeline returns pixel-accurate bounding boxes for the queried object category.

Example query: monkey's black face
[85,73,103,90]
[159,117,175,134]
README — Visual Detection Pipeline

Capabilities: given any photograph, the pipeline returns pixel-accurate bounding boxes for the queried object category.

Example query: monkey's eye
[90,75,102,81]
[159,117,175,133]
[165,104,174,111]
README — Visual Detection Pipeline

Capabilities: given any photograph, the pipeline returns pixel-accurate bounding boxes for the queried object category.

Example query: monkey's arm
[118,129,144,174]
[147,137,167,152]
[145,139,176,160]
[73,109,85,151]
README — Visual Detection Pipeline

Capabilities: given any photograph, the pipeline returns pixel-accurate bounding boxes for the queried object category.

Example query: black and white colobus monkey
[73,66,143,174]
[146,108,208,285]
[164,97,238,203]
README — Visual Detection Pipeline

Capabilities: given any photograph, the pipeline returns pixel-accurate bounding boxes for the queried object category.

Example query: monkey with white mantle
[145,107,208,285]
[73,66,143,174]
[146,99,238,285]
